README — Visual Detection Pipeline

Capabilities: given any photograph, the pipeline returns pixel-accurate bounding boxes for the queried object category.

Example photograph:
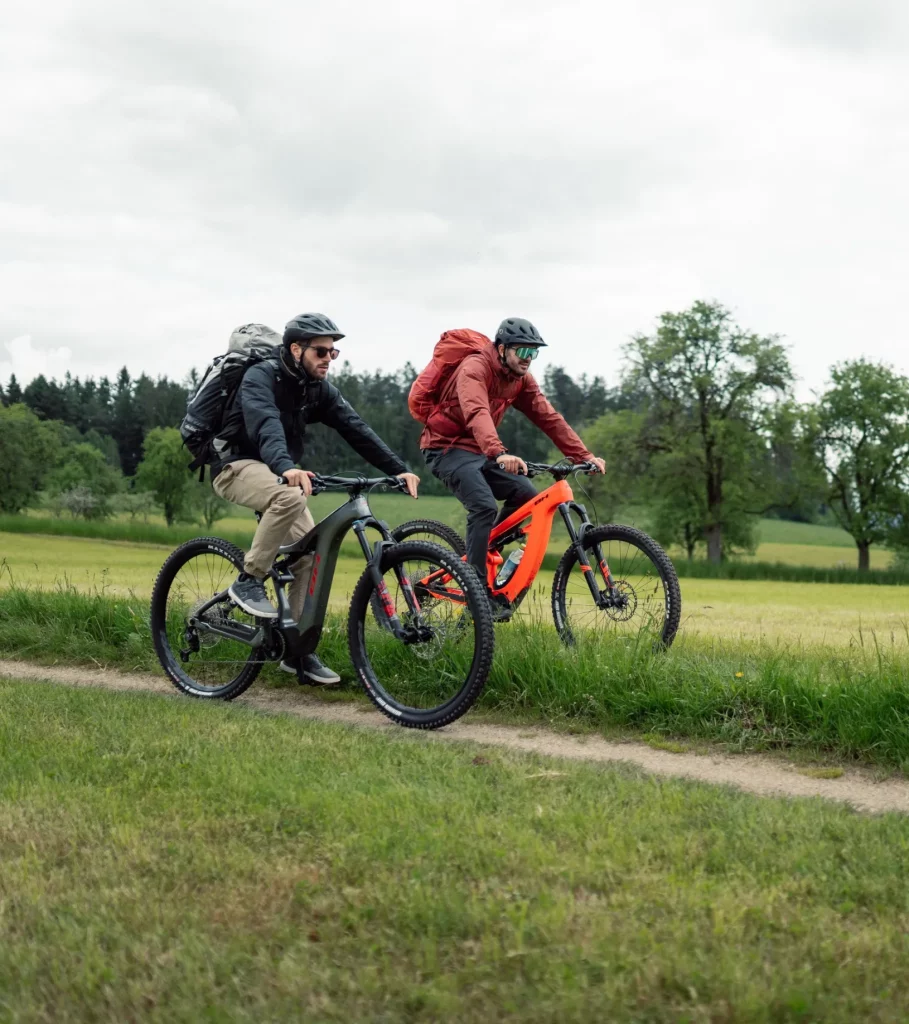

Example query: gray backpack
[180,324,281,474]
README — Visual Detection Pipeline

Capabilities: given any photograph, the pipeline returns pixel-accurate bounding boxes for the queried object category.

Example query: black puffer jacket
[212,347,408,479]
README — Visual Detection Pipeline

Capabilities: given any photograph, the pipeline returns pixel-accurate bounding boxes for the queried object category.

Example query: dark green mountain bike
[150,474,494,729]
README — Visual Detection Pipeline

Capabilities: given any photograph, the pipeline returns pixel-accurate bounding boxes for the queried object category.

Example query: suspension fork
[352,522,423,632]
[557,503,614,605]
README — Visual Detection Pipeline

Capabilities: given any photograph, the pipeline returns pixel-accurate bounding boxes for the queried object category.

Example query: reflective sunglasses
[510,345,540,361]
[306,344,340,360]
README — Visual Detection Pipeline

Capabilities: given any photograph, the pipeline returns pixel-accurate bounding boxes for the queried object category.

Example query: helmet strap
[281,345,311,383]
[497,343,521,377]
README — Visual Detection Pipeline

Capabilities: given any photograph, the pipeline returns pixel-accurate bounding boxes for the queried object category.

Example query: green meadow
[4,679,909,1022]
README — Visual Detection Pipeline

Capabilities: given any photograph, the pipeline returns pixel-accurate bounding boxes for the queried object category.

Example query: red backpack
[408,329,491,424]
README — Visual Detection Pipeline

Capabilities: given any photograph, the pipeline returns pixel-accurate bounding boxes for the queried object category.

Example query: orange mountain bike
[392,460,681,648]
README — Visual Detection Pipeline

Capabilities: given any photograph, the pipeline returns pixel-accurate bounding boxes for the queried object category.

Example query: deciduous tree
[623,300,794,562]
[0,404,59,513]
[48,443,124,519]
[812,360,909,572]
[135,427,192,526]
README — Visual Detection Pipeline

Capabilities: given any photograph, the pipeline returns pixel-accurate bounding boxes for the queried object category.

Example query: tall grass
[3,585,909,768]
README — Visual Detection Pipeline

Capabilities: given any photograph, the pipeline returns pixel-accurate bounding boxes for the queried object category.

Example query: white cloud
[0,0,907,401]
[0,335,72,387]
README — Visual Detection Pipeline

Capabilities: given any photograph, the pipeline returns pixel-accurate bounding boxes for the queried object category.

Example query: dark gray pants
[424,448,538,582]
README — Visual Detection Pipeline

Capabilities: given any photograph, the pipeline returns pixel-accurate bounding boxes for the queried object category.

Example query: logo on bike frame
[309,553,322,595]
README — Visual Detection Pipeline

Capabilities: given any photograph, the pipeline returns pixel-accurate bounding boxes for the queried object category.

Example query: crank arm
[189,617,265,647]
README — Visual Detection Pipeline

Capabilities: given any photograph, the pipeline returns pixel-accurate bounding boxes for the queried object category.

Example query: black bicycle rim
[349,541,494,728]
[151,538,265,699]
[552,526,680,649]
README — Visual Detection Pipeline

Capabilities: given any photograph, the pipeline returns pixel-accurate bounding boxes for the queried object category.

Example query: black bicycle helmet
[494,317,547,348]
[283,312,345,346]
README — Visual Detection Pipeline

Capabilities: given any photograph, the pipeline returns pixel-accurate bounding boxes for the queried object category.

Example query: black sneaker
[487,592,515,623]
[289,653,342,686]
[228,573,278,619]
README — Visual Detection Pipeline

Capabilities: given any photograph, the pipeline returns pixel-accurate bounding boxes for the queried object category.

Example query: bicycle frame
[264,493,384,657]
[257,476,436,658]
[418,470,615,611]
[187,475,437,662]
[487,479,613,606]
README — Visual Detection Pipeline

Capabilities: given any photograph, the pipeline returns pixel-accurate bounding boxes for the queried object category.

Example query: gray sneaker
[228,573,278,619]
[280,654,341,686]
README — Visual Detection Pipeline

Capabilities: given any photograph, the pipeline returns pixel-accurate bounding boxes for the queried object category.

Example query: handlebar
[276,473,408,495]
[522,460,600,479]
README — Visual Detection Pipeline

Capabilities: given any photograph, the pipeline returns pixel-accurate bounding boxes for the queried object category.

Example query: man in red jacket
[419,318,606,614]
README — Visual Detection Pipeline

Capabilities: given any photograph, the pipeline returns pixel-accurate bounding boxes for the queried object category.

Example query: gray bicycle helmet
[283,312,345,346]
[494,317,547,348]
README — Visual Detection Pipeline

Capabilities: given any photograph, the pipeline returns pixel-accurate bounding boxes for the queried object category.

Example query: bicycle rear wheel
[349,540,494,729]
[150,537,265,700]
[551,524,681,648]
[390,519,467,556]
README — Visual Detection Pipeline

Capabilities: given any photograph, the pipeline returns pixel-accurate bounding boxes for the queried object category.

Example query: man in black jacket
[212,312,420,684]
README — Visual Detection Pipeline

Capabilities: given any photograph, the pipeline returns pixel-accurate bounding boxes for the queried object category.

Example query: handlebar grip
[276,474,326,491]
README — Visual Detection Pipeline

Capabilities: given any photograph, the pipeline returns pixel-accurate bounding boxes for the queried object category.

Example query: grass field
[4,679,909,1022]
[12,496,893,570]
[3,532,907,647]
[756,519,862,547]
[741,542,892,570]
[22,493,859,541]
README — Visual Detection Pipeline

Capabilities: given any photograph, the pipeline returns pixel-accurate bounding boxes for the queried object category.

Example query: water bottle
[495,547,524,587]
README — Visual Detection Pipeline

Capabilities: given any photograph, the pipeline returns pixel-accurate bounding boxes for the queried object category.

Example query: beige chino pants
[212,459,315,622]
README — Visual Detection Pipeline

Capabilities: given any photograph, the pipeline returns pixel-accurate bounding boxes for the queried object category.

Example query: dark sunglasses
[510,345,540,361]
[306,344,340,360]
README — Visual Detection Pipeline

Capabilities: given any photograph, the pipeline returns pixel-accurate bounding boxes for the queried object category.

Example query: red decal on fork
[399,575,422,613]
[599,560,613,584]
[376,581,396,619]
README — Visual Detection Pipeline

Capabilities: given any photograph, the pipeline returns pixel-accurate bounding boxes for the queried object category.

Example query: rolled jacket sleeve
[513,377,594,462]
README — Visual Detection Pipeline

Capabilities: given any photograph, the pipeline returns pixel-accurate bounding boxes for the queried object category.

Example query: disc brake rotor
[604,580,637,622]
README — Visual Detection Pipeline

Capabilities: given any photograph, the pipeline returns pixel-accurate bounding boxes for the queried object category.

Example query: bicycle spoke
[352,540,496,724]
[361,555,478,711]
[556,533,672,645]
[160,548,262,692]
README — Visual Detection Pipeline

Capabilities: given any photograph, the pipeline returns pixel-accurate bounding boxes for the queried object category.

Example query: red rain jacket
[417,342,594,461]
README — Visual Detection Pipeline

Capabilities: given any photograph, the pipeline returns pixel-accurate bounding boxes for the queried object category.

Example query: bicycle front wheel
[551,524,681,648]
[349,540,494,729]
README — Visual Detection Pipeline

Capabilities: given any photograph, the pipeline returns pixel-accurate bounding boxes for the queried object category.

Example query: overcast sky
[2,0,908,400]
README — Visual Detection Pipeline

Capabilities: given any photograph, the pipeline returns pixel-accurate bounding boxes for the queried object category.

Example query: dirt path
[4,658,909,815]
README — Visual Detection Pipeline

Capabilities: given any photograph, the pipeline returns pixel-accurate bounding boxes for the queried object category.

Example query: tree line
[2,300,908,571]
